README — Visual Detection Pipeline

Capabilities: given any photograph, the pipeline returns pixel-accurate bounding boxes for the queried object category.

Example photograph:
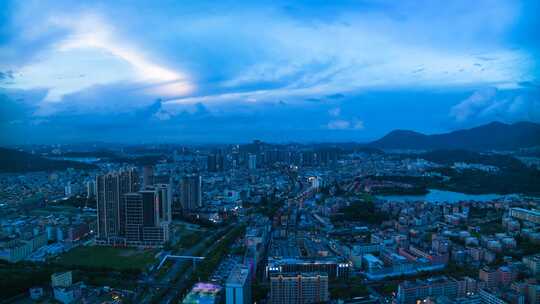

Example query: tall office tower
[155,183,172,223]
[318,148,339,166]
[207,154,217,172]
[264,149,280,166]
[207,151,225,172]
[124,192,144,243]
[180,174,202,211]
[301,151,316,167]
[124,190,168,246]
[86,180,96,199]
[248,154,257,170]
[230,151,240,169]
[153,174,171,185]
[226,265,251,304]
[143,165,154,188]
[64,182,72,196]
[96,168,139,244]
[270,273,329,304]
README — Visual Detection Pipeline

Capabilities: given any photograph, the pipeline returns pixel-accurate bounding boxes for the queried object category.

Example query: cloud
[31,81,158,116]
[2,11,193,104]
[327,119,350,129]
[353,120,365,130]
[328,107,341,117]
[0,1,538,144]
[450,88,498,122]
[326,93,345,99]
[450,87,540,123]
[327,118,364,130]
[53,14,192,91]
[0,70,14,81]
[4,1,536,108]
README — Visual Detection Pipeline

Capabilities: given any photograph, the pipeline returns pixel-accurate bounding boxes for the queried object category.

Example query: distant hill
[369,121,540,150]
[0,147,97,173]
[402,149,526,169]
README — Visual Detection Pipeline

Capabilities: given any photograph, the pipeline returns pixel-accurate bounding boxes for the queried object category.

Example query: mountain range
[368,121,540,150]
[1,121,539,173]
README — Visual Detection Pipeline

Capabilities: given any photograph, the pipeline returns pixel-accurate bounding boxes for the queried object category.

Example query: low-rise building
[270,272,329,304]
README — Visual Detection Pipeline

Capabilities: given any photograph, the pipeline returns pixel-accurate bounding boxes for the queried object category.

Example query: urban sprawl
[1,141,540,304]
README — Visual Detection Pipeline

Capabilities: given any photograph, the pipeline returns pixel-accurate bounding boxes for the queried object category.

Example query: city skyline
[1,0,539,144]
[2,2,540,303]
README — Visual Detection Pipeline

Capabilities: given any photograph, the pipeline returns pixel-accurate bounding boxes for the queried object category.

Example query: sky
[1,0,539,144]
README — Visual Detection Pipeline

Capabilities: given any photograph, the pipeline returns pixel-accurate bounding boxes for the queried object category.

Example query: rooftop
[182,282,222,304]
[226,265,250,287]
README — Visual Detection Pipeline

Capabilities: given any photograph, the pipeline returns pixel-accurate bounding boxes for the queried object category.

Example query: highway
[135,225,232,303]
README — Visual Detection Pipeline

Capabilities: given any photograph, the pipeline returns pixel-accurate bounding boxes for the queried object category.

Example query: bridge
[156,254,205,270]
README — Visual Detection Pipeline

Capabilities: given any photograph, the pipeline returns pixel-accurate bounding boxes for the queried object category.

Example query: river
[376,189,519,203]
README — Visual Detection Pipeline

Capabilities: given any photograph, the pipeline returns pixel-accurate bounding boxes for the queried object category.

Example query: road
[134,225,231,303]
[159,225,235,304]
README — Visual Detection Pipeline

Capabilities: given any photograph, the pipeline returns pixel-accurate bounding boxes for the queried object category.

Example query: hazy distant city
[1,1,540,304]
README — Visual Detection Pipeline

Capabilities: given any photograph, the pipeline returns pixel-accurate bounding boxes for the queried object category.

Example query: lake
[376,189,518,203]
[48,156,101,163]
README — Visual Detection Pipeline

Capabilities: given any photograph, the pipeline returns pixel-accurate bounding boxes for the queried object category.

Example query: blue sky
[1,0,539,144]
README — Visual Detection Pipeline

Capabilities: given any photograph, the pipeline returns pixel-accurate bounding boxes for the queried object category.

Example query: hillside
[369,121,540,150]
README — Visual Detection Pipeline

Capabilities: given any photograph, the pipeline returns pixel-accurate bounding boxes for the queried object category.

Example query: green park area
[55,246,157,271]
[0,246,157,299]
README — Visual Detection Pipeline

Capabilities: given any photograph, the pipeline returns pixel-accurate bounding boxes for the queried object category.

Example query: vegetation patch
[54,246,156,271]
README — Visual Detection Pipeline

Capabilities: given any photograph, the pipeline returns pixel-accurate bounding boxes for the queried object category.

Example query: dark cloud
[450,87,540,125]
[326,93,345,99]
[476,56,498,61]
[519,81,540,89]
[2,85,539,145]
[0,70,14,81]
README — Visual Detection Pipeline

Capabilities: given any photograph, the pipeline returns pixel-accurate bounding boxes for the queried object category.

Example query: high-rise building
[124,191,148,243]
[96,168,139,245]
[248,154,257,170]
[143,165,154,188]
[528,284,540,304]
[181,174,202,211]
[86,180,95,199]
[153,174,171,185]
[226,265,251,304]
[64,182,72,196]
[318,148,339,166]
[124,190,169,246]
[301,151,316,167]
[207,151,225,172]
[266,258,350,279]
[155,183,172,223]
[270,272,329,304]
[523,254,540,277]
